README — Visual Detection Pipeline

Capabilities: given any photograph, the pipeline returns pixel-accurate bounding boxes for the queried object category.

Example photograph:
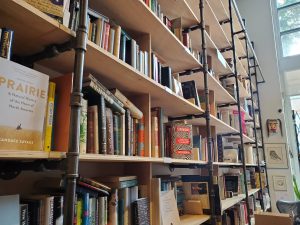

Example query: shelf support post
[228,0,251,224]
[199,0,216,224]
[63,0,88,224]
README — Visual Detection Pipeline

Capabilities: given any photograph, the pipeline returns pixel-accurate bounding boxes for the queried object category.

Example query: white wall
[236,0,298,212]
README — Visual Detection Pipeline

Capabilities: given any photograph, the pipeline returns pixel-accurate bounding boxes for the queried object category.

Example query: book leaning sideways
[0,58,49,150]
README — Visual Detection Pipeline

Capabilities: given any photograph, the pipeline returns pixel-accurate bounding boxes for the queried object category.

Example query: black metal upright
[63,0,88,224]
[199,0,216,224]
[241,23,264,210]
[228,0,251,224]
[251,48,272,211]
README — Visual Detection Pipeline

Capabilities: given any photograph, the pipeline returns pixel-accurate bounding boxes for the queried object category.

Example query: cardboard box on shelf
[254,212,292,225]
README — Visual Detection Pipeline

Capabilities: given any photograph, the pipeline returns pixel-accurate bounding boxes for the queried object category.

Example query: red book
[51,74,73,152]
[170,123,192,159]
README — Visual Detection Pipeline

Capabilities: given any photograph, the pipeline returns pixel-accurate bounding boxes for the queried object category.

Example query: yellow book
[77,198,83,225]
[43,82,56,151]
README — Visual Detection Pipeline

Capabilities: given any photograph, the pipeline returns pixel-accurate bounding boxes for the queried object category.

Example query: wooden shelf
[221,189,259,211]
[0,0,72,56]
[0,150,50,160]
[214,162,242,166]
[79,154,207,165]
[159,0,199,28]
[187,0,232,50]
[180,71,236,104]
[180,214,210,225]
[89,0,201,73]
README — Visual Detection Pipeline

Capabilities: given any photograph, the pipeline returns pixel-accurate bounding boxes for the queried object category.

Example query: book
[80,99,88,154]
[181,80,200,106]
[113,24,122,58]
[168,122,193,159]
[110,88,143,119]
[125,109,131,156]
[0,28,14,60]
[87,105,99,154]
[151,116,159,158]
[108,27,115,54]
[82,192,90,225]
[1,195,20,225]
[106,107,114,154]
[126,39,137,69]
[44,82,56,151]
[108,189,118,225]
[137,117,145,156]
[52,74,73,152]
[53,196,64,225]
[83,74,124,114]
[20,204,28,225]
[151,107,164,157]
[25,0,67,18]
[99,96,107,154]
[113,115,120,155]
[77,197,83,225]
[0,58,49,151]
[132,198,150,225]
[95,176,138,189]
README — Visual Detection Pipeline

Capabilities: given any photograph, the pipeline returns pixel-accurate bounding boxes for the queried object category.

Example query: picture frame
[272,175,287,191]
[265,143,288,169]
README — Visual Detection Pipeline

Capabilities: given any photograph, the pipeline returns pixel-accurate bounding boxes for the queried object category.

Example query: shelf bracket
[169,112,207,121]
[220,46,233,53]
[218,103,238,108]
[0,159,66,180]
[169,164,205,171]
[233,29,245,36]
[219,18,231,25]
[219,73,235,80]
[13,39,75,68]
[239,55,247,60]
[179,67,204,76]
[183,23,201,33]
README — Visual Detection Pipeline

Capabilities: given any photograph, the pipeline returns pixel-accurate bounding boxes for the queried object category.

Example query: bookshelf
[0,0,270,225]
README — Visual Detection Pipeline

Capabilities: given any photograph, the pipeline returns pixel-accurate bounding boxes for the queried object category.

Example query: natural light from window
[277,0,300,57]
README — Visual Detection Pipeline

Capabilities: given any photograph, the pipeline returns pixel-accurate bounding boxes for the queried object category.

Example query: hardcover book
[0,58,49,150]
[132,198,150,225]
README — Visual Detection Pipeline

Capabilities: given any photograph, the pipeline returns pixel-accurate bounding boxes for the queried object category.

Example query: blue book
[82,192,90,225]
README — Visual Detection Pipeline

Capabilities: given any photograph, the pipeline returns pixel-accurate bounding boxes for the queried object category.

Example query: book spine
[53,196,63,225]
[0,28,14,60]
[151,116,159,157]
[108,189,118,225]
[89,197,97,225]
[108,28,115,54]
[171,124,193,159]
[125,109,131,156]
[104,22,110,51]
[20,204,28,225]
[113,25,121,58]
[44,82,56,151]
[82,193,90,225]
[87,106,95,154]
[113,114,120,155]
[106,107,114,155]
[137,117,145,157]
[120,114,126,155]
[130,117,134,156]
[80,99,88,154]
[99,96,107,154]
[98,197,105,225]
[85,79,124,114]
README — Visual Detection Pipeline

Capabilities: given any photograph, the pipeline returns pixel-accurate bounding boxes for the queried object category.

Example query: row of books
[0,27,14,60]
[222,201,250,225]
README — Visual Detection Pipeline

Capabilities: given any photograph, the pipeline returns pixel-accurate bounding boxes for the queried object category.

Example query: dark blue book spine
[82,192,90,225]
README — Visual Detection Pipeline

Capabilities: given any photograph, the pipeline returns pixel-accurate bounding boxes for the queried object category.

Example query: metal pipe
[228,0,251,224]
[200,0,216,224]
[63,0,88,224]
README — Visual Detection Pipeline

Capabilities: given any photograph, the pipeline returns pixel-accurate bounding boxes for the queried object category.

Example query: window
[277,0,300,57]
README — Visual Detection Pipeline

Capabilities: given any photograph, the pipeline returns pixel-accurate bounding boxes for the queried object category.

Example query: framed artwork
[273,175,287,191]
[265,143,288,169]
[266,119,283,137]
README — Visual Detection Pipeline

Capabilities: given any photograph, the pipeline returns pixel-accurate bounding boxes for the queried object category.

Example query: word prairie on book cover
[0,58,49,150]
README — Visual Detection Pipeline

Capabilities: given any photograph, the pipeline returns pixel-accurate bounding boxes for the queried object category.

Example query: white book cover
[0,194,20,225]
[0,58,49,150]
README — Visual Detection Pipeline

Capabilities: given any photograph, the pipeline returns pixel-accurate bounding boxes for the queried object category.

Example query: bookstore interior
[1,0,300,225]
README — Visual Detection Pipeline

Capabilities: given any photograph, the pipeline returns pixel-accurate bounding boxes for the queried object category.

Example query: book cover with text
[0,58,49,150]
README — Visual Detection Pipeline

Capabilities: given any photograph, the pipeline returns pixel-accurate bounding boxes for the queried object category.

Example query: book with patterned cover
[132,198,150,225]
[106,107,114,155]
[170,123,192,159]
[113,114,120,155]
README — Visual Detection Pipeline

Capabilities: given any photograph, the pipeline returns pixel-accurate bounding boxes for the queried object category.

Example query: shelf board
[214,162,242,166]
[221,189,260,212]
[187,0,232,49]
[180,71,236,104]
[158,0,199,28]
[42,40,204,117]
[0,0,72,56]
[79,154,207,165]
[0,150,50,160]
[180,214,210,225]
[186,115,238,134]
[89,0,201,73]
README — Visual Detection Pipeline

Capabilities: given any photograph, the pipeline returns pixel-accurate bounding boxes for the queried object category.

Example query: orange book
[51,74,73,152]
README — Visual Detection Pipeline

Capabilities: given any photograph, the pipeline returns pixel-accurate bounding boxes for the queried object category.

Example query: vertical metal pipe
[63,0,88,224]
[199,0,216,224]
[251,44,272,211]
[228,0,251,224]
[243,22,264,211]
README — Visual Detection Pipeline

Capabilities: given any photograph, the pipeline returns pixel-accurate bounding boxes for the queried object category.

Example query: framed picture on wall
[273,175,287,191]
[265,143,288,169]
